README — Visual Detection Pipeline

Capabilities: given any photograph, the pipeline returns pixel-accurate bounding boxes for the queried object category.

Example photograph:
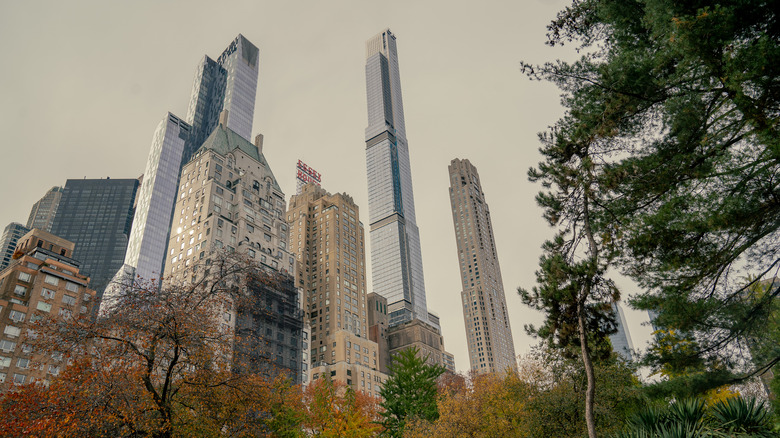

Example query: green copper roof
[199,124,281,192]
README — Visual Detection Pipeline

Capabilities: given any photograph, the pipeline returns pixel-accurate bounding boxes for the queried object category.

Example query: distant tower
[50,178,139,299]
[287,183,388,395]
[26,186,63,232]
[107,35,260,292]
[295,160,321,195]
[0,223,30,271]
[610,303,635,362]
[448,158,517,374]
[364,29,431,328]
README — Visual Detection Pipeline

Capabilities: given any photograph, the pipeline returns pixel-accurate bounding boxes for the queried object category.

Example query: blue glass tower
[106,35,259,299]
[364,30,432,328]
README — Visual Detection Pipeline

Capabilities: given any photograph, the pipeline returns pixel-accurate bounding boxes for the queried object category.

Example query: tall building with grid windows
[50,178,139,299]
[364,29,433,329]
[0,223,30,272]
[106,35,260,297]
[26,186,63,232]
[448,159,516,374]
[162,116,304,384]
[287,183,388,396]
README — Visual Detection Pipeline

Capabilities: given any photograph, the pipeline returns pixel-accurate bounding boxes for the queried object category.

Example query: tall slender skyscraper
[609,303,635,362]
[448,159,516,373]
[106,35,260,296]
[26,186,63,232]
[364,29,431,328]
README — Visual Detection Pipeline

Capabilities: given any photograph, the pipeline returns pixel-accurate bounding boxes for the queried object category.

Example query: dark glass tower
[51,178,139,298]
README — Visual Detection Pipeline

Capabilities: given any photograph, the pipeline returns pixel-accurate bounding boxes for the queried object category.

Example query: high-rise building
[0,223,30,272]
[50,178,139,299]
[0,229,97,391]
[364,29,432,328]
[609,303,634,362]
[26,186,63,232]
[162,117,303,384]
[107,35,260,293]
[287,183,387,396]
[448,158,516,374]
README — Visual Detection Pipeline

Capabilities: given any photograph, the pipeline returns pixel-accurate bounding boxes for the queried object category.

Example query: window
[62,295,77,306]
[0,372,5,382]
[16,358,29,369]
[37,302,52,312]
[65,282,79,292]
[41,288,55,299]
[9,310,25,323]
[18,272,31,282]
[48,365,60,376]
[3,326,21,338]
[44,275,59,286]
[13,285,27,296]
[12,373,25,385]
[59,308,72,319]
[0,340,17,353]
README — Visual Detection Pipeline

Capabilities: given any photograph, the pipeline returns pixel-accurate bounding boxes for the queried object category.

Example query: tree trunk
[578,293,597,438]
[580,192,598,438]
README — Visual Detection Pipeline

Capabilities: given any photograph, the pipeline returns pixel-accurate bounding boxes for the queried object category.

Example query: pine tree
[379,347,445,438]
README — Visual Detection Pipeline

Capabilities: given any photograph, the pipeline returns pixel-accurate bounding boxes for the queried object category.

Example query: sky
[0,0,653,373]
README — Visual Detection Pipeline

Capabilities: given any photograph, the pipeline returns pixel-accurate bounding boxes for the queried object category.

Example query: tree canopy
[523,0,780,400]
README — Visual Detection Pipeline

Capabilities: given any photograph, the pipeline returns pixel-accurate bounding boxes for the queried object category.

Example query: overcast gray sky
[0,0,652,373]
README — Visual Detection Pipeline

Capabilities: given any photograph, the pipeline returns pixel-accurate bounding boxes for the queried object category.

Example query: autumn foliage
[0,254,382,437]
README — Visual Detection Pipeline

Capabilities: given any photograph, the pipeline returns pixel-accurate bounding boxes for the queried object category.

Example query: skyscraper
[162,117,303,384]
[107,35,260,294]
[364,29,431,328]
[0,223,30,271]
[26,186,63,232]
[448,159,516,373]
[50,178,139,299]
[287,183,387,396]
[609,303,635,362]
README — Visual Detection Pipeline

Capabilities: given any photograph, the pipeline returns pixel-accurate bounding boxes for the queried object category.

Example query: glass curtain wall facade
[50,179,139,300]
[26,186,63,232]
[364,29,431,328]
[0,223,30,272]
[448,159,516,374]
[106,35,260,300]
[609,303,635,362]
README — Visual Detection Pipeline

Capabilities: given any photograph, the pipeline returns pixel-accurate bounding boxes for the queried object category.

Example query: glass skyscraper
[26,186,63,232]
[50,178,139,299]
[106,35,260,298]
[609,303,635,362]
[0,223,30,271]
[364,29,431,328]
